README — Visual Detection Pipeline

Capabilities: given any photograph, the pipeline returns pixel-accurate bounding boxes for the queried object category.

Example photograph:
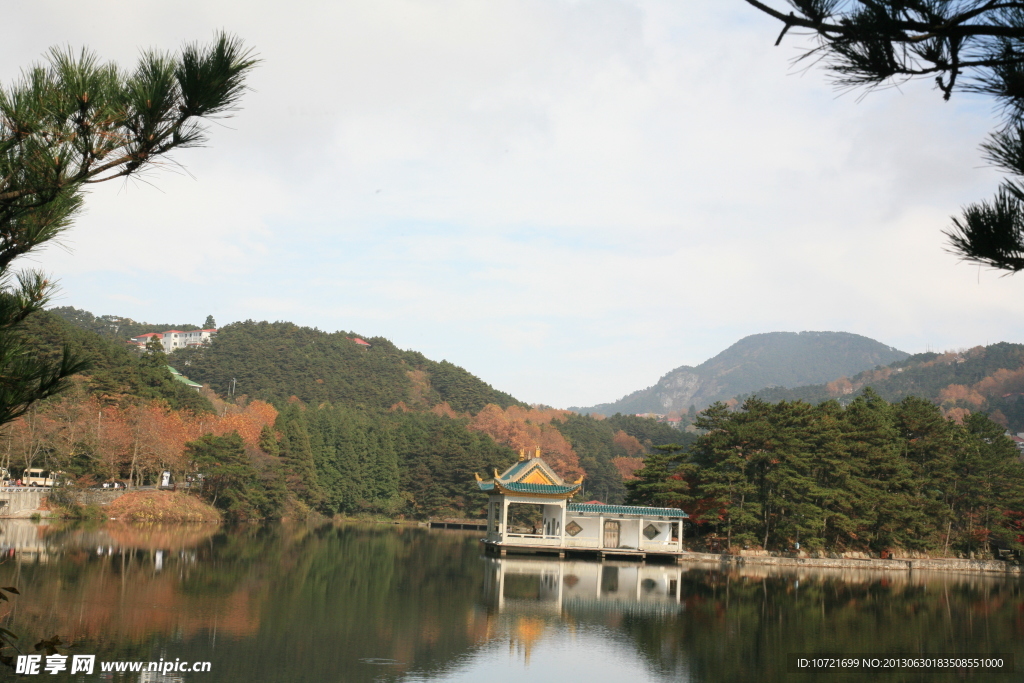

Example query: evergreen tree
[134,338,211,413]
[187,432,278,518]
[624,444,691,508]
[763,401,831,551]
[204,315,217,329]
[392,411,515,517]
[952,412,1024,554]
[277,404,326,510]
[745,1,1024,272]
[605,413,689,449]
[616,388,1024,554]
[799,400,848,548]
[689,402,760,549]
[0,33,256,426]
[258,424,279,456]
[14,310,212,412]
[365,422,400,508]
[310,404,369,513]
[422,359,523,412]
[893,396,956,549]
[832,391,899,550]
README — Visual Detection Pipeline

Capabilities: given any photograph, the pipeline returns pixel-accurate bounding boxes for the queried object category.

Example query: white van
[23,469,54,487]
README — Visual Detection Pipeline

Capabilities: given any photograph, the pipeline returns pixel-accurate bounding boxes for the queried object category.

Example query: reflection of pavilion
[482,555,685,618]
[481,554,686,665]
[476,452,687,560]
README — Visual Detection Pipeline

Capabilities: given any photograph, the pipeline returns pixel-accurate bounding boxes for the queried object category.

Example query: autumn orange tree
[0,387,279,486]
[469,404,584,481]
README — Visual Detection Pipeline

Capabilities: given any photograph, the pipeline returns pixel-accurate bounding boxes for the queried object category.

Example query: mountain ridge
[742,342,1024,431]
[571,331,908,415]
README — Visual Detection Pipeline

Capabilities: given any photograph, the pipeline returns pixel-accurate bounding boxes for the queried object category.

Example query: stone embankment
[0,488,49,517]
[66,489,129,507]
[678,550,1022,575]
[0,488,127,517]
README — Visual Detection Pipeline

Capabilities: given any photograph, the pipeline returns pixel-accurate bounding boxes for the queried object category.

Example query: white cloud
[5,1,1024,408]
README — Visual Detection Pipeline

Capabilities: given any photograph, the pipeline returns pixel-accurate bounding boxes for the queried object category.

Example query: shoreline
[418,517,1024,576]
[677,549,1023,575]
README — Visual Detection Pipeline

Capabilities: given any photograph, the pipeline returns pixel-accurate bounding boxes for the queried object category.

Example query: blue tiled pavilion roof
[500,482,581,495]
[567,503,688,519]
[475,455,582,497]
[477,480,582,495]
[499,460,532,481]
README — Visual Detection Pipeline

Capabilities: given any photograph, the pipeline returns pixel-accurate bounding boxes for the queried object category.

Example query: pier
[428,521,487,531]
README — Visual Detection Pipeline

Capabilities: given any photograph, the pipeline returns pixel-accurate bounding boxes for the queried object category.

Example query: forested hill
[573,331,908,416]
[41,309,690,512]
[168,320,524,413]
[743,342,1024,431]
[50,306,203,339]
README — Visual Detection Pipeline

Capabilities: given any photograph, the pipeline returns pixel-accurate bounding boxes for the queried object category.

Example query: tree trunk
[129,440,139,489]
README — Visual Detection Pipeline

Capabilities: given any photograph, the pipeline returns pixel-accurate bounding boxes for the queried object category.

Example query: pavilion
[476,450,688,560]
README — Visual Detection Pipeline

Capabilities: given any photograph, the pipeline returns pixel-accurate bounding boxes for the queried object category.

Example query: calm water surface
[0,520,1019,682]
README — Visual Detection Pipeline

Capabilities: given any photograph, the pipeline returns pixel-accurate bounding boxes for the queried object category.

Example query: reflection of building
[483,556,684,617]
[476,452,687,559]
[481,555,685,664]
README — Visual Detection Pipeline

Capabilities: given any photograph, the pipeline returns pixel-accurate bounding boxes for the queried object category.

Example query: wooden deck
[428,520,487,531]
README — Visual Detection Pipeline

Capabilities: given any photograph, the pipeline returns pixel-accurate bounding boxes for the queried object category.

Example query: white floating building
[476,451,688,560]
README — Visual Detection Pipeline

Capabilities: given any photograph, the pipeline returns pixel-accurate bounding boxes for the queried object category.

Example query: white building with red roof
[130,328,217,353]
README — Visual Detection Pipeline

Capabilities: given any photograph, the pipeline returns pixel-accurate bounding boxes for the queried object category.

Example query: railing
[503,533,564,546]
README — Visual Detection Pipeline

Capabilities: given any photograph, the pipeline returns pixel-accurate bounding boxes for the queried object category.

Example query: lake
[0,520,1019,682]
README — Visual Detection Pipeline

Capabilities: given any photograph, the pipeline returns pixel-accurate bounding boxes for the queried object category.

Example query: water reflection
[475,554,1024,682]
[0,519,51,560]
[0,522,1018,683]
[483,556,683,616]
[0,518,216,565]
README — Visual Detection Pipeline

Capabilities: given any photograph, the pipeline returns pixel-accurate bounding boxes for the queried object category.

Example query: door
[603,520,620,548]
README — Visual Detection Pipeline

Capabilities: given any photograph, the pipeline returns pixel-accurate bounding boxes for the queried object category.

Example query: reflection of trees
[241,526,494,683]
[1,524,1021,683]
[0,523,266,647]
[0,524,496,683]
[618,566,1024,683]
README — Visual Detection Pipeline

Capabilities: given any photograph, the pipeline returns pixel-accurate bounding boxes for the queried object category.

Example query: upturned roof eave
[492,480,581,499]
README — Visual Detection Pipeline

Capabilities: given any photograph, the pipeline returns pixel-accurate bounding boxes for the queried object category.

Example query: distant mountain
[743,342,1024,431]
[572,331,908,416]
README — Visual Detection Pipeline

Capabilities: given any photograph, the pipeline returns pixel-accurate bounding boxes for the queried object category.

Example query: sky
[3,1,1022,409]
